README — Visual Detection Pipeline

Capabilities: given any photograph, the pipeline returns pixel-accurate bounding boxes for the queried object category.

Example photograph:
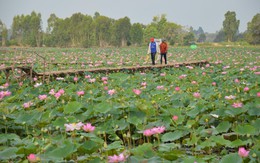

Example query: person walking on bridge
[159,39,168,64]
[147,37,160,65]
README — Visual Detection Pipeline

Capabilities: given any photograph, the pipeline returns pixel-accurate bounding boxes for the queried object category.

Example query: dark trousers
[160,53,167,64]
[151,52,156,65]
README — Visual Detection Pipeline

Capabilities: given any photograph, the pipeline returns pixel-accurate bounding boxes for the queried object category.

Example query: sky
[0,0,259,33]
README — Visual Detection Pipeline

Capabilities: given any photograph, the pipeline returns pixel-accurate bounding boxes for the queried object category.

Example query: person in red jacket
[159,39,168,64]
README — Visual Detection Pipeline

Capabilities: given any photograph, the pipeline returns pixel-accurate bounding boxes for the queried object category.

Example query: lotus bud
[123,133,127,138]
[103,142,107,148]
[127,132,131,138]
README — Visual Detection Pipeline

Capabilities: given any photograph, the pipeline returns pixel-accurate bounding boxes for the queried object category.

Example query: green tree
[143,25,159,44]
[223,11,240,42]
[30,11,42,47]
[246,13,260,44]
[130,23,143,46]
[183,32,195,45]
[12,15,23,45]
[162,22,182,45]
[1,28,8,47]
[69,13,93,47]
[44,13,59,46]
[214,30,225,42]
[114,17,131,47]
[198,33,206,42]
[95,16,112,47]
[152,14,167,37]
[11,11,42,46]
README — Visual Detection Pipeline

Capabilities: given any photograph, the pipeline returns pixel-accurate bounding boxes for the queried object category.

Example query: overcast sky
[0,0,259,33]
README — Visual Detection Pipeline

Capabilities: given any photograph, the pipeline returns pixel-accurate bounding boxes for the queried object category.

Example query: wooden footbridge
[0,60,208,82]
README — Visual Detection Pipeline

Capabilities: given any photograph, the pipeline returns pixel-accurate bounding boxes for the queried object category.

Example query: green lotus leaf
[220,153,242,163]
[216,121,231,133]
[64,101,83,114]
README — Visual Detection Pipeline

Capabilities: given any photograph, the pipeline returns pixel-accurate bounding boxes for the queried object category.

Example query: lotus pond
[0,46,260,163]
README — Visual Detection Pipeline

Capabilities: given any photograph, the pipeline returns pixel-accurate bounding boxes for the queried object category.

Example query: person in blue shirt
[147,37,160,65]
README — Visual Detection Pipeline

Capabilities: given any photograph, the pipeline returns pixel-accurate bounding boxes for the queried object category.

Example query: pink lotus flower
[54,92,62,99]
[19,82,23,86]
[104,86,108,90]
[108,153,128,163]
[49,89,55,95]
[186,66,193,69]
[103,81,108,84]
[152,126,166,134]
[82,123,95,132]
[77,91,85,96]
[212,82,216,86]
[58,89,65,94]
[27,154,39,163]
[143,129,154,136]
[160,72,166,76]
[257,92,260,97]
[133,89,141,95]
[191,81,197,84]
[234,79,240,83]
[243,87,249,92]
[85,75,91,79]
[108,89,116,96]
[202,72,206,76]
[193,92,201,98]
[175,87,180,92]
[141,82,147,88]
[89,78,96,83]
[64,122,84,131]
[225,95,236,100]
[102,77,108,81]
[179,74,187,79]
[0,91,11,100]
[38,94,47,100]
[172,115,178,121]
[232,102,243,108]
[156,85,164,90]
[74,77,78,82]
[3,83,9,88]
[33,77,37,81]
[238,147,249,158]
[143,126,166,136]
[23,101,33,108]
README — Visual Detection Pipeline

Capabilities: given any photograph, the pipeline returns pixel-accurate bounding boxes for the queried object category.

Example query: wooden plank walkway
[0,60,209,79]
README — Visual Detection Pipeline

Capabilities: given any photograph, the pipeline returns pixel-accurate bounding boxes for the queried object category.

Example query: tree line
[0,11,259,47]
